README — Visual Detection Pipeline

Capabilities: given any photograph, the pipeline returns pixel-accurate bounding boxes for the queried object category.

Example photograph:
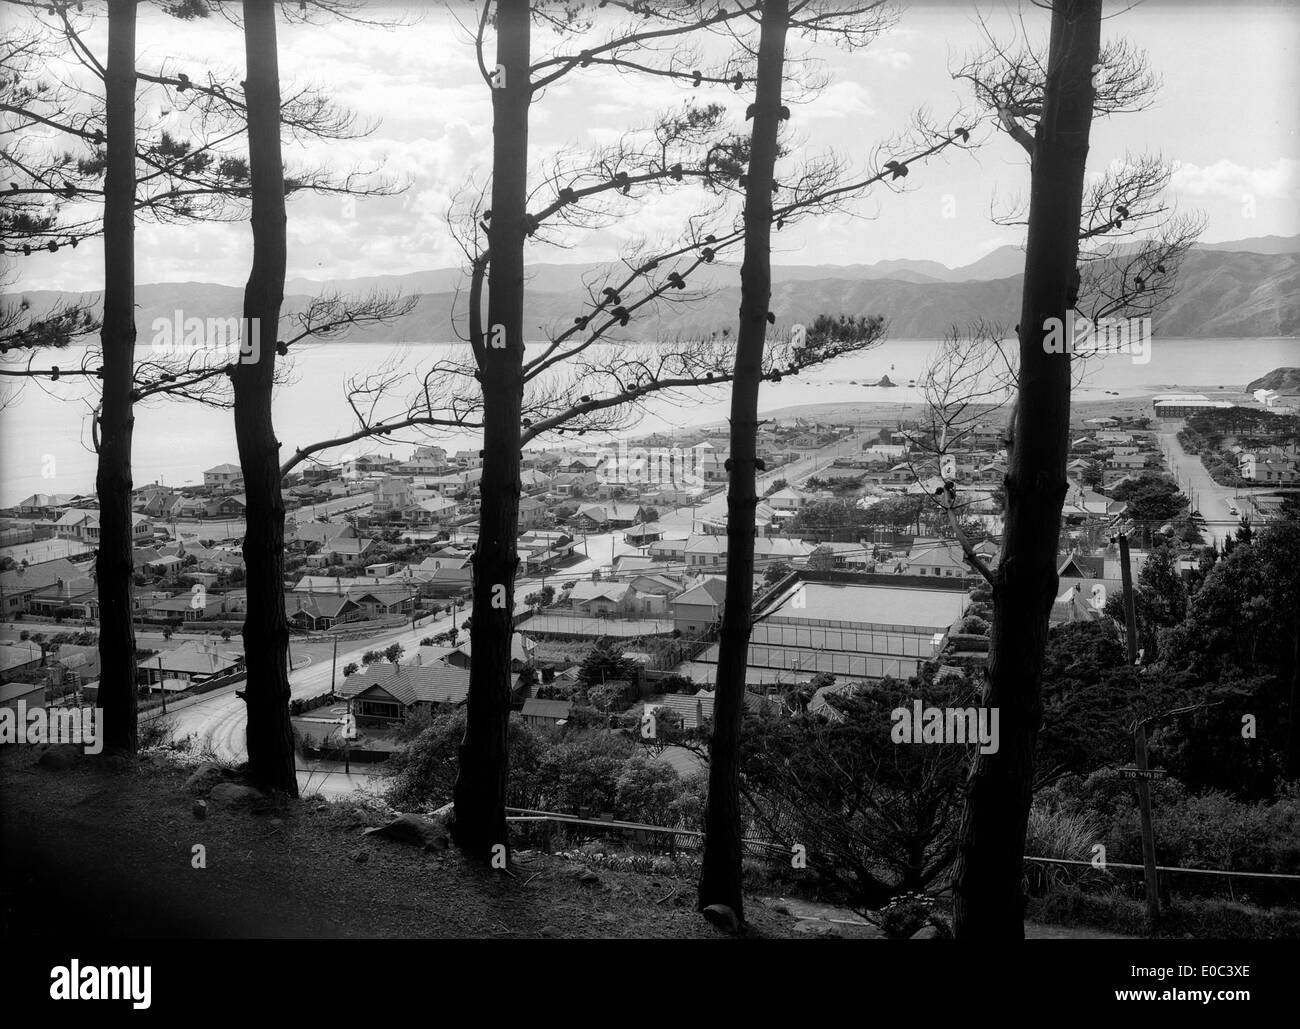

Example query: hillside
[0,744,1129,940]
[11,241,1297,343]
[1247,367,1300,393]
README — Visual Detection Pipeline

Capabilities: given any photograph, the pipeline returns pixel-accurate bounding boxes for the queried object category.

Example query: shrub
[1028,887,1300,940]
[877,892,937,939]
[614,756,682,826]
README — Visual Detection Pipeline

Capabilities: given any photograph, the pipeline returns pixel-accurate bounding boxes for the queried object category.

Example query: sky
[7,0,1300,292]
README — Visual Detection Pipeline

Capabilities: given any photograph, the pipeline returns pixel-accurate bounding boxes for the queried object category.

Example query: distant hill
[1246,367,1300,393]
[1197,235,1300,256]
[12,236,1297,343]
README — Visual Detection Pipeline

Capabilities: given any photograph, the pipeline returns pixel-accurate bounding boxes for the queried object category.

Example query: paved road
[152,609,458,790]
[1157,430,1279,547]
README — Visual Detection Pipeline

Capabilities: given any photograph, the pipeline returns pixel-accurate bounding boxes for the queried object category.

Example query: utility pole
[330,633,338,696]
[1117,531,1160,923]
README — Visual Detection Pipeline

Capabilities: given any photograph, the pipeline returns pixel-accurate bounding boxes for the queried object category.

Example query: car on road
[1225,498,1239,516]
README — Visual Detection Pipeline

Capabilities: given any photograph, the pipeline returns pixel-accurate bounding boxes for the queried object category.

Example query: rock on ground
[702,904,740,934]
[208,782,266,807]
[794,920,842,938]
[37,744,84,770]
[185,761,229,793]
[362,813,450,852]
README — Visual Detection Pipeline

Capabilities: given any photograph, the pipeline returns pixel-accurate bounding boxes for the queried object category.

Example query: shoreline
[723,385,1255,429]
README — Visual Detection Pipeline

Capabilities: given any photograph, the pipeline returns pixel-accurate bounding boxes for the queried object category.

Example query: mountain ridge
[10,236,1297,342]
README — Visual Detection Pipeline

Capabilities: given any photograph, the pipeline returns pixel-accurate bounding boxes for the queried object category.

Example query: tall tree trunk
[234,0,295,796]
[697,0,788,923]
[95,0,138,756]
[952,0,1101,939]
[452,0,529,859]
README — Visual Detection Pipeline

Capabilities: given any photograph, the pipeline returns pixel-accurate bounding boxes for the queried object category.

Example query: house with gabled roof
[10,493,78,518]
[671,577,728,634]
[337,661,473,725]
[286,592,362,630]
[567,580,640,616]
[204,463,244,489]
[0,559,95,617]
[287,519,354,554]
[308,536,376,569]
[521,697,573,726]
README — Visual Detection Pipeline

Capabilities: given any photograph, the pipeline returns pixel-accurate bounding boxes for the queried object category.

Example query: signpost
[1117,767,1166,781]
[1116,531,1161,922]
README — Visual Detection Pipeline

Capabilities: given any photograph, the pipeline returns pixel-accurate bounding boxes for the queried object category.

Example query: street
[1157,430,1278,547]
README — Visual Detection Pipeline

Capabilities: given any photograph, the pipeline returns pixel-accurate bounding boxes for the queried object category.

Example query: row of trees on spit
[2,0,1198,938]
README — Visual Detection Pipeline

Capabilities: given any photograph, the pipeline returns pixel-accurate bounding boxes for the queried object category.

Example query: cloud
[1171,158,1299,201]
[867,47,913,71]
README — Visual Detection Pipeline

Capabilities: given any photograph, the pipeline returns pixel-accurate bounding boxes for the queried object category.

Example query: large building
[677,573,969,686]
[1151,393,1234,419]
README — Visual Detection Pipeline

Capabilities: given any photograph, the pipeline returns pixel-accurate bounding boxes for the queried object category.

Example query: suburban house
[0,559,96,617]
[143,591,225,622]
[520,697,573,726]
[337,661,473,726]
[655,689,765,729]
[567,581,643,616]
[699,502,778,537]
[571,502,644,530]
[409,563,474,597]
[624,522,663,546]
[286,592,363,630]
[9,493,79,518]
[1062,486,1128,519]
[517,531,577,574]
[413,634,534,672]
[684,535,728,569]
[671,577,728,634]
[54,509,152,543]
[204,495,247,519]
[517,496,548,529]
[137,641,243,689]
[289,521,355,554]
[1240,454,1300,484]
[684,534,814,570]
[905,543,975,578]
[308,537,376,569]
[349,585,417,618]
[342,453,400,479]
[372,475,413,513]
[0,646,44,685]
[410,495,459,526]
[766,486,815,512]
[647,536,689,562]
[203,463,244,489]
[166,495,209,520]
